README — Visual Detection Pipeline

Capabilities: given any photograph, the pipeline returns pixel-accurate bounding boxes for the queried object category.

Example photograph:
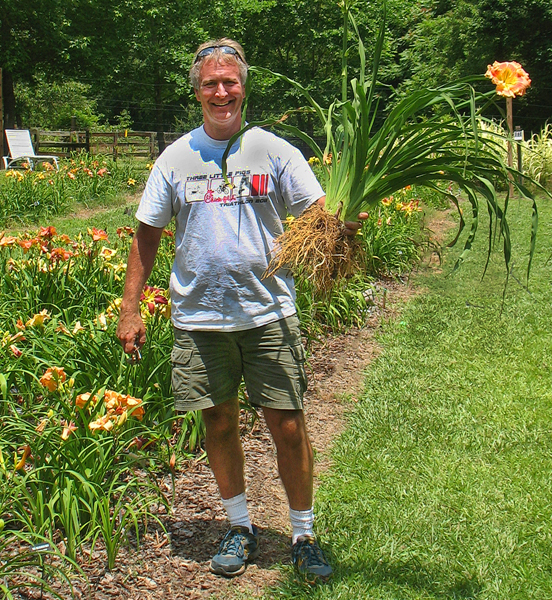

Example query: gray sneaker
[291,535,333,582]
[210,525,260,577]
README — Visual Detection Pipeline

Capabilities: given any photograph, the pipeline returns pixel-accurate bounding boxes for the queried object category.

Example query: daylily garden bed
[0,189,428,595]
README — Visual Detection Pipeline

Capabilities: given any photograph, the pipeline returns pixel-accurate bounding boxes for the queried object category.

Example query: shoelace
[219,529,249,557]
[295,539,327,567]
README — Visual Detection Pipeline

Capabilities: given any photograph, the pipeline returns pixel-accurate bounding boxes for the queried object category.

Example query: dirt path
[35,279,413,600]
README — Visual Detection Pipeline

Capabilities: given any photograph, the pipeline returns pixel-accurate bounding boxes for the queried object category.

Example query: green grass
[268,193,552,599]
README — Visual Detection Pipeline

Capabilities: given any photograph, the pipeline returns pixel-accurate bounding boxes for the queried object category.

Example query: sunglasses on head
[194,45,243,64]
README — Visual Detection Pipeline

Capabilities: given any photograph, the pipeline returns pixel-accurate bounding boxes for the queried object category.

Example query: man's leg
[263,406,332,581]
[262,407,313,510]
[202,397,245,500]
[203,398,259,577]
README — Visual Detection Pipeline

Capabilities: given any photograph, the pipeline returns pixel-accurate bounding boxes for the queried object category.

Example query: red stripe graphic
[251,174,260,196]
[250,174,268,197]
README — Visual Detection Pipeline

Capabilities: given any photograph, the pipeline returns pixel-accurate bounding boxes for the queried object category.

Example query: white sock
[290,507,314,544]
[222,492,253,533]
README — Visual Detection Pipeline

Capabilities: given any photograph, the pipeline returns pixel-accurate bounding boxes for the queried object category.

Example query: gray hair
[189,38,249,90]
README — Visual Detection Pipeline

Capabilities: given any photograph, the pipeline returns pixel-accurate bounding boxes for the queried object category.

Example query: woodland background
[1,0,551,139]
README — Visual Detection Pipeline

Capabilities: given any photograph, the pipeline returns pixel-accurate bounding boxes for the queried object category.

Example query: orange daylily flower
[75,392,99,409]
[15,445,32,471]
[38,226,57,239]
[9,345,22,358]
[18,238,38,252]
[485,61,531,98]
[61,420,78,440]
[116,226,135,238]
[50,247,74,262]
[39,366,66,392]
[72,321,85,334]
[26,309,51,328]
[88,227,109,242]
[104,390,125,411]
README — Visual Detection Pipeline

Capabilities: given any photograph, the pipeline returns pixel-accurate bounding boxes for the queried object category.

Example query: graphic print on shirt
[184,171,269,206]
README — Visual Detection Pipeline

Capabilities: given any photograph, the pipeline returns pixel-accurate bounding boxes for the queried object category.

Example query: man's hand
[315,197,368,236]
[343,212,369,236]
[115,222,164,356]
[116,310,146,354]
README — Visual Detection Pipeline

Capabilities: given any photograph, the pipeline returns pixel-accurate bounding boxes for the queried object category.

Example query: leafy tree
[396,0,552,132]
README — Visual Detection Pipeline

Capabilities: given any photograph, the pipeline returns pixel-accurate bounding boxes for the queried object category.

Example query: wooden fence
[29,129,317,161]
[31,129,158,160]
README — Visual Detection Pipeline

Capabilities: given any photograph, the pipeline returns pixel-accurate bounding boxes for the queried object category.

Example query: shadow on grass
[272,556,483,599]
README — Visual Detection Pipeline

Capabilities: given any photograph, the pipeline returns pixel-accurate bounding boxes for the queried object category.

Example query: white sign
[514,130,524,141]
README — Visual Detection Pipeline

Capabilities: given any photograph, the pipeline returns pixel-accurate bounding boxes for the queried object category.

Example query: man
[117,38,364,580]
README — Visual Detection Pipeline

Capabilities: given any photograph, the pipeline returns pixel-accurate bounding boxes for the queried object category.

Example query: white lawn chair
[2,129,59,170]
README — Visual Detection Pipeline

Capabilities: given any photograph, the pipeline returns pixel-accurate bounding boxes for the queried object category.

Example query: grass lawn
[270,194,552,599]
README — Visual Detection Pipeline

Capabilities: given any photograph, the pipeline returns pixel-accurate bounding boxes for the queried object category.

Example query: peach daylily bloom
[485,61,531,98]
[26,309,51,328]
[381,197,393,207]
[0,235,17,247]
[39,366,66,392]
[89,414,115,432]
[99,246,117,260]
[104,390,125,411]
[61,421,78,440]
[36,418,48,433]
[72,321,85,334]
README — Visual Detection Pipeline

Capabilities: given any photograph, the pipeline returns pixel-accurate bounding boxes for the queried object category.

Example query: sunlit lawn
[270,193,552,599]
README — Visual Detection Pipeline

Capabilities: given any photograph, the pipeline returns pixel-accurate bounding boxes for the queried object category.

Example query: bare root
[265,204,364,295]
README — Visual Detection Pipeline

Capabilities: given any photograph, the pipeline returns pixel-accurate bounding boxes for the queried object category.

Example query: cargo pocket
[290,343,308,396]
[171,347,193,403]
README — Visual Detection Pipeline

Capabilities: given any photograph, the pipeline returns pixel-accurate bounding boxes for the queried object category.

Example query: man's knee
[264,408,308,447]
[203,398,240,438]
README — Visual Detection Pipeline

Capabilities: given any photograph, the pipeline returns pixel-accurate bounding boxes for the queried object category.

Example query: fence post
[85,130,90,153]
[157,131,166,155]
[113,132,118,161]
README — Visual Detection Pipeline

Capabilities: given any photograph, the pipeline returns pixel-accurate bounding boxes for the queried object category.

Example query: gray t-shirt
[136,125,324,331]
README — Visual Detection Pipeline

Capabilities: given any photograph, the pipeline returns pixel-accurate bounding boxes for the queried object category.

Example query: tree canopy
[1,0,550,134]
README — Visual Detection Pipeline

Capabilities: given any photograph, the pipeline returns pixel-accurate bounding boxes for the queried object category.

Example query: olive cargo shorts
[171,315,308,412]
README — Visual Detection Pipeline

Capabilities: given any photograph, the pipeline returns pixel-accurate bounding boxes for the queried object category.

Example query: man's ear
[194,88,200,101]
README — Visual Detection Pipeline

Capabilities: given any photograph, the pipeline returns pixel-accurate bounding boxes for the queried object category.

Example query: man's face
[195,59,245,141]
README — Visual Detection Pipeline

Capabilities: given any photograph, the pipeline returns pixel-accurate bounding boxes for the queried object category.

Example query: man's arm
[316,195,368,236]
[116,222,164,354]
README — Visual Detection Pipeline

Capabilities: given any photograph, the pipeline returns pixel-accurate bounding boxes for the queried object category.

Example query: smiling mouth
[213,100,233,107]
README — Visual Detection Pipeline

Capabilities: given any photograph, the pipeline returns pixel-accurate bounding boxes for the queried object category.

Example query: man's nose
[215,82,228,96]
